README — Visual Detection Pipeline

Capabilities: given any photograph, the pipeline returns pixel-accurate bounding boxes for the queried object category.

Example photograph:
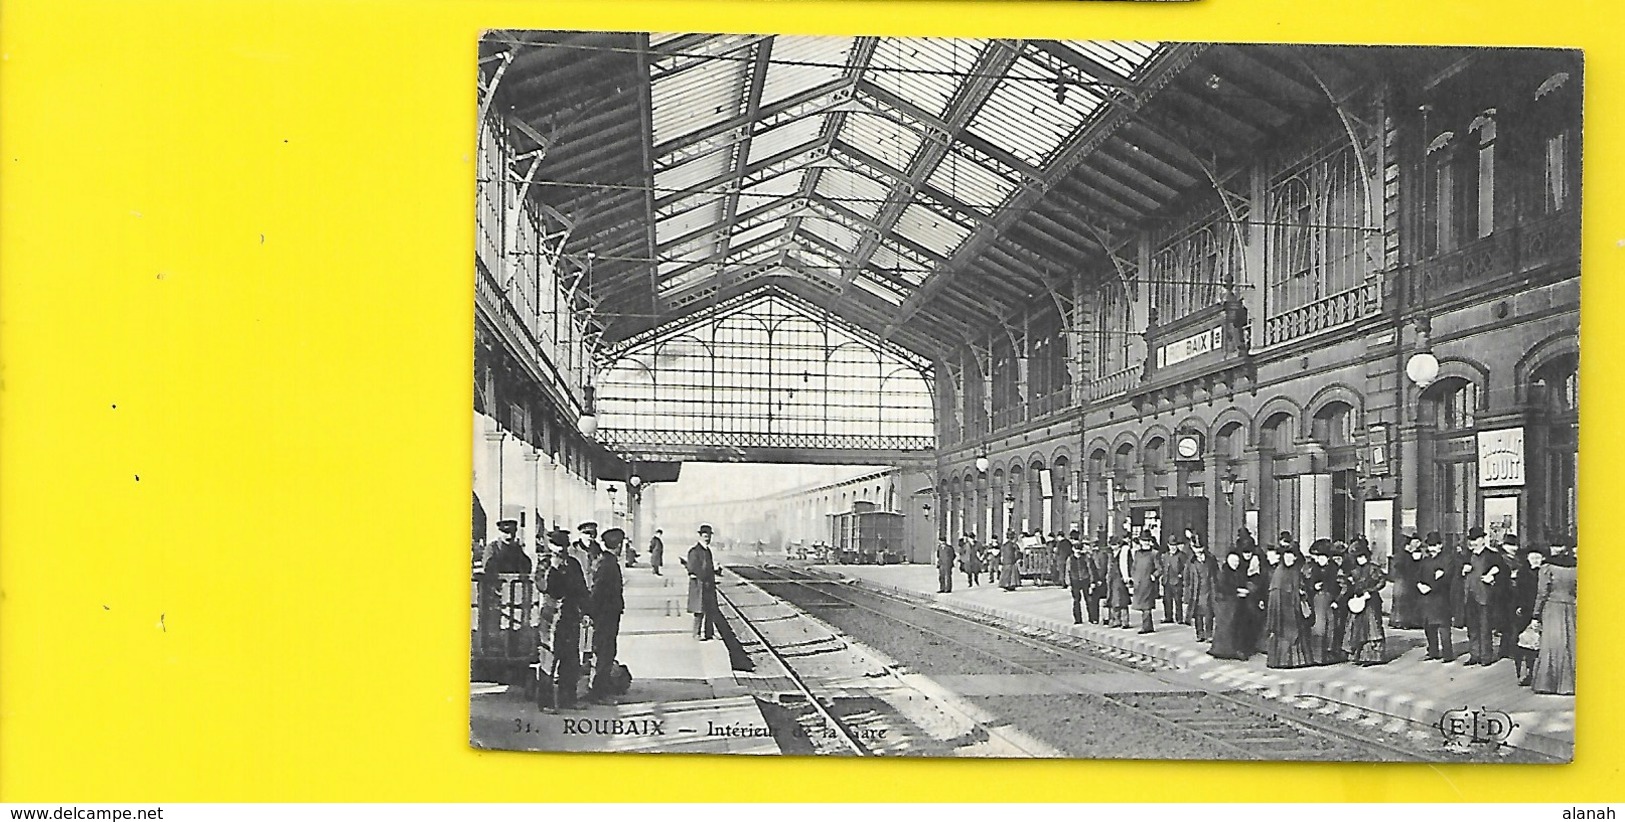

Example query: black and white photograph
[469,32,1581,762]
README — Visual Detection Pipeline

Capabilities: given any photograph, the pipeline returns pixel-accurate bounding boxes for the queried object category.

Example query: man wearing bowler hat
[685,524,719,640]
[1417,531,1456,661]
[1462,526,1505,666]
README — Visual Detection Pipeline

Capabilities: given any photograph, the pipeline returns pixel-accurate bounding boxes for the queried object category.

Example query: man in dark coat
[1130,532,1160,634]
[935,540,956,594]
[1497,535,1540,660]
[586,528,628,699]
[1183,538,1218,641]
[684,524,719,640]
[1065,537,1097,625]
[538,529,588,710]
[1462,526,1506,666]
[1106,537,1132,627]
[1160,535,1190,625]
[1085,534,1110,624]
[484,519,532,575]
[648,529,665,576]
[1417,531,1456,661]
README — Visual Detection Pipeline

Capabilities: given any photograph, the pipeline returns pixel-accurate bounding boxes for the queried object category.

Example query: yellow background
[1,0,1619,802]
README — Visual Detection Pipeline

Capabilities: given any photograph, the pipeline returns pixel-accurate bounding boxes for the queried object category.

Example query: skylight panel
[653,150,732,197]
[926,149,1020,215]
[894,203,970,256]
[736,168,807,207]
[814,166,894,220]
[839,111,926,173]
[655,195,724,245]
[748,115,825,165]
[728,218,789,252]
[651,54,749,144]
[760,36,855,107]
[802,216,862,253]
[866,38,986,118]
[967,54,1105,168]
[870,242,930,286]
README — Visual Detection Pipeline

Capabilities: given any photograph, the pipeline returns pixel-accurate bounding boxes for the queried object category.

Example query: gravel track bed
[963,694,1239,760]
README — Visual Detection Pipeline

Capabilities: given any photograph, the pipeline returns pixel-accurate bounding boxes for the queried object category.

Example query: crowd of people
[937,524,1576,695]
[475,519,722,711]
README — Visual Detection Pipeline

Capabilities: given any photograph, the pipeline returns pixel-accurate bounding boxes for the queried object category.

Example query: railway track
[732,563,1438,762]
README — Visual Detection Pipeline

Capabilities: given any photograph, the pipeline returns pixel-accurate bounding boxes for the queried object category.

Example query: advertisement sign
[1477,427,1526,488]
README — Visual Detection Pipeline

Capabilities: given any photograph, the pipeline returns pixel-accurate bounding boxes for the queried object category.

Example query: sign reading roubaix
[1477,427,1525,488]
[1156,326,1224,369]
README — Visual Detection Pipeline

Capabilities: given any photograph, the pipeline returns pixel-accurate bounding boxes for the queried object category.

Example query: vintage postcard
[470,31,1580,761]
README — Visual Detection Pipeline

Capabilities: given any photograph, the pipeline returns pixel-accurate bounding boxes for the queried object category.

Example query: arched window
[1425,378,1477,431]
[1531,354,1579,542]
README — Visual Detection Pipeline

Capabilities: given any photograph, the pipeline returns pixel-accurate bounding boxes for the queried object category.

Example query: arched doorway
[1420,377,1480,549]
[1258,412,1297,543]
[1527,353,1578,544]
[1311,400,1360,540]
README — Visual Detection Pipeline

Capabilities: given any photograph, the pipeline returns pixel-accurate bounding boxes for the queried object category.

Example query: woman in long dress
[1306,539,1344,665]
[1340,540,1388,665]
[1208,551,1252,659]
[1531,550,1577,695]
[1265,544,1314,669]
[1389,533,1425,629]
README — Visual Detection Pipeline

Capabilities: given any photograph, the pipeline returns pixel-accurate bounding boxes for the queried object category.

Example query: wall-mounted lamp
[628,474,642,489]
[1220,470,1239,497]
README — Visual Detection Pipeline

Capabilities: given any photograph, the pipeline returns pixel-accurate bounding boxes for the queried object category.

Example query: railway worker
[999,529,1021,591]
[1340,538,1388,665]
[586,528,628,701]
[1130,532,1160,634]
[1264,543,1314,669]
[648,529,665,576]
[538,529,588,711]
[1065,537,1096,625]
[484,518,532,575]
[1305,539,1345,666]
[572,521,600,574]
[1389,533,1425,629]
[1159,534,1190,626]
[1462,526,1506,666]
[684,524,720,640]
[1183,537,1217,642]
[1208,550,1252,659]
[935,539,956,594]
[1107,536,1132,628]
[1416,531,1456,661]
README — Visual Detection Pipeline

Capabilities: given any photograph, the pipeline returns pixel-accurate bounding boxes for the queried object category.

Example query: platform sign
[1156,326,1224,369]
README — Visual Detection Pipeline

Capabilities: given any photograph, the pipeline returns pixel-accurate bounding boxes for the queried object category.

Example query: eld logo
[1437,706,1516,748]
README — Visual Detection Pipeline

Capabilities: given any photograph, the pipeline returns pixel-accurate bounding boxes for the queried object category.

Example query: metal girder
[827,140,985,229]
[636,35,660,307]
[806,192,948,265]
[786,38,879,261]
[716,43,777,266]
[883,43,1202,339]
[854,77,1046,186]
[651,76,850,162]
[648,33,770,81]
[660,194,799,256]
[654,137,824,208]
[658,221,797,286]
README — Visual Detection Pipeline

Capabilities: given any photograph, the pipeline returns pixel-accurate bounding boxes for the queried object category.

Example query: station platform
[807,562,1575,760]
[469,560,779,756]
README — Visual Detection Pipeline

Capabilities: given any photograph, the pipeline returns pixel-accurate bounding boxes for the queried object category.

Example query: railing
[1403,210,1579,306]
[991,406,1024,431]
[1029,389,1071,420]
[1263,281,1380,348]
[476,264,580,414]
[1086,365,1143,403]
[598,429,938,452]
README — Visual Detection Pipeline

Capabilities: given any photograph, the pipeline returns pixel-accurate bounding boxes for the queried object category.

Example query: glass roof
[643,35,1167,310]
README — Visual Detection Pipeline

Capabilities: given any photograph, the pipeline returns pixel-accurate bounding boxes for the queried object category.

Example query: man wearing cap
[484,519,532,575]
[1497,534,1536,661]
[1417,531,1456,661]
[538,529,588,710]
[685,525,719,640]
[648,529,665,577]
[586,528,628,699]
[1462,526,1506,666]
